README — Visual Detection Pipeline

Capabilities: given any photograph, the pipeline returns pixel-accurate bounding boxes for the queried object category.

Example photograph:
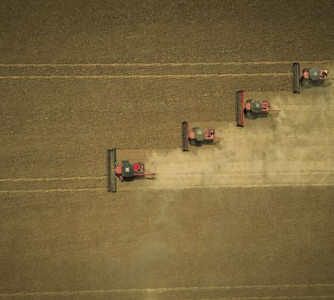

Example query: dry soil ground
[1,1,334,299]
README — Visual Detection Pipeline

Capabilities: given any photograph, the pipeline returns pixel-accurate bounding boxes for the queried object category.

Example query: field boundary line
[0,73,290,80]
[0,60,332,68]
[0,176,104,183]
[0,283,333,298]
[0,188,105,194]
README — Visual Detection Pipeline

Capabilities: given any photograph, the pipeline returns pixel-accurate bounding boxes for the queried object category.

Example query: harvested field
[0,0,334,299]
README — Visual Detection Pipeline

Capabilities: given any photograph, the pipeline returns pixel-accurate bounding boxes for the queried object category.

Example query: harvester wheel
[189,139,196,145]
[194,140,202,147]
[246,112,256,119]
[301,78,312,89]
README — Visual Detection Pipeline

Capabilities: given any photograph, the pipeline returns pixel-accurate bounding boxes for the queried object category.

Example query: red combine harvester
[293,62,330,93]
[236,90,280,127]
[107,148,155,192]
[182,121,219,151]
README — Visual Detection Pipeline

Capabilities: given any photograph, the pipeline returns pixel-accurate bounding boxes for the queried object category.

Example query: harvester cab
[236,90,280,127]
[293,62,330,93]
[121,160,134,179]
[182,122,219,151]
[194,127,205,142]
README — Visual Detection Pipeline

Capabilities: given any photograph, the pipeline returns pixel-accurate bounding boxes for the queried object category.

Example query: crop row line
[0,60,332,68]
[0,73,290,80]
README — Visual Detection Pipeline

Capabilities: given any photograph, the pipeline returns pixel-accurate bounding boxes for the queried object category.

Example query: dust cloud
[148,85,334,189]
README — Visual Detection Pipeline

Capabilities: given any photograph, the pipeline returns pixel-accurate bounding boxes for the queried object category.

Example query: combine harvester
[293,62,329,93]
[182,121,219,151]
[107,148,155,192]
[236,90,280,127]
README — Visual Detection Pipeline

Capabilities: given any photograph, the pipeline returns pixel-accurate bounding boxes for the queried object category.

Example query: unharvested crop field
[1,1,334,299]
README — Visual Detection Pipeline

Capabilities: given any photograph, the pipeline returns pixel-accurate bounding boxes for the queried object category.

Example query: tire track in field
[0,187,105,194]
[0,283,333,298]
[0,60,331,68]
[0,73,290,80]
[0,176,104,183]
[0,60,331,79]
